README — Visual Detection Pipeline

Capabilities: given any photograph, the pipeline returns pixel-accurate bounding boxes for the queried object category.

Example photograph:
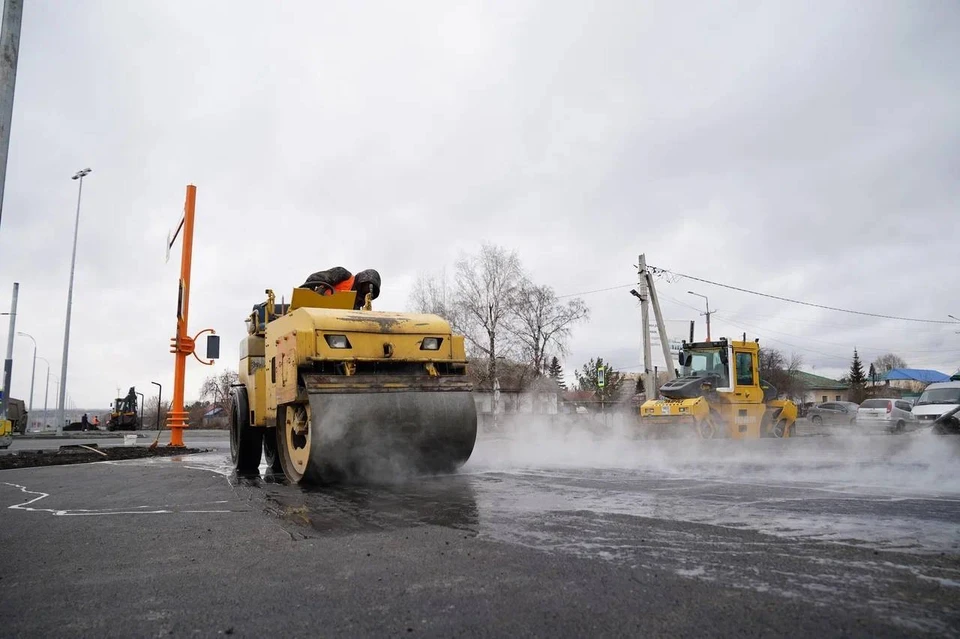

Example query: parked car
[911,381,960,429]
[856,398,917,433]
[806,401,860,426]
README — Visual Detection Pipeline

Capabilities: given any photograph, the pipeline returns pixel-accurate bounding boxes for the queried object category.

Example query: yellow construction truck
[230,268,478,484]
[0,418,10,448]
[639,337,798,439]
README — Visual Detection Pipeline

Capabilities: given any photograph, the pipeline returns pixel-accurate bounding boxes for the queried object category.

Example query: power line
[719,314,960,365]
[714,310,960,355]
[556,284,634,299]
[649,266,957,325]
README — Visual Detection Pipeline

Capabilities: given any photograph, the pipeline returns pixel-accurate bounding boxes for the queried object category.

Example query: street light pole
[58,167,91,435]
[151,381,162,432]
[16,331,35,413]
[135,391,144,430]
[0,0,23,232]
[37,356,49,429]
[688,291,714,341]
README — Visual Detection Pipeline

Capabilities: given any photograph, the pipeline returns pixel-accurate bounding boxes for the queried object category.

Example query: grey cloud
[1,1,958,409]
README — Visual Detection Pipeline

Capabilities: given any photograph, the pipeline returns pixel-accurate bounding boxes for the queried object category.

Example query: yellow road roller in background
[639,337,798,439]
[0,418,11,449]
[231,271,478,484]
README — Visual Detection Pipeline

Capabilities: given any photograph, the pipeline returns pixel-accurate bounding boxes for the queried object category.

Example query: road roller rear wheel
[230,387,262,473]
[277,401,313,483]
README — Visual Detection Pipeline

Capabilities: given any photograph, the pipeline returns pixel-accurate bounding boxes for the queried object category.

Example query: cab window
[735,352,754,386]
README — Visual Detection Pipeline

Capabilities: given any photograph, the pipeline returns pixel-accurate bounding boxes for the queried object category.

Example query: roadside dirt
[0,445,207,470]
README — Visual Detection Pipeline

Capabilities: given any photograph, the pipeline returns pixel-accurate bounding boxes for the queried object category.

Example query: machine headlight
[325,334,351,349]
[420,337,443,350]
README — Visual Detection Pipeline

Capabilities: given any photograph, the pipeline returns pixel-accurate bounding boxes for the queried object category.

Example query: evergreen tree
[849,349,867,402]
[547,356,567,390]
[849,349,867,386]
[575,357,625,404]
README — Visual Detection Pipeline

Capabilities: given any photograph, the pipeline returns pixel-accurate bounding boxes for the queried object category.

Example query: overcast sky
[0,0,958,411]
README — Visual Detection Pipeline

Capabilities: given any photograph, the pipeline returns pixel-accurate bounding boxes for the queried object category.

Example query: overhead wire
[648,265,957,325]
[713,310,960,355]
[556,284,634,299]
[654,291,960,367]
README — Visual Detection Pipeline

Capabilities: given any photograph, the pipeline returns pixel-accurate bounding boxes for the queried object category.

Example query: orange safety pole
[166,184,197,447]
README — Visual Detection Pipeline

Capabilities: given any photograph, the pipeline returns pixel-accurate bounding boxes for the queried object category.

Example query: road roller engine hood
[657,374,724,400]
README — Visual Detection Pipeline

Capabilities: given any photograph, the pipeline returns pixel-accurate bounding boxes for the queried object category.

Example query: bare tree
[200,369,240,412]
[872,353,907,374]
[508,282,589,374]
[141,395,171,431]
[454,243,524,387]
[758,348,804,400]
[408,268,463,329]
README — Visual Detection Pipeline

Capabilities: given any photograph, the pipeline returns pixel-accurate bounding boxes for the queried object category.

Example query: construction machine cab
[642,337,797,439]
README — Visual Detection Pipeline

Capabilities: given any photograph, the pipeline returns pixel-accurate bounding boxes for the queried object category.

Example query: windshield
[915,388,960,406]
[682,348,729,386]
[860,399,889,409]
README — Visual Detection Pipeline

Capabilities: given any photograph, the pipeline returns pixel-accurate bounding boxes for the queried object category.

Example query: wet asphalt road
[0,427,958,637]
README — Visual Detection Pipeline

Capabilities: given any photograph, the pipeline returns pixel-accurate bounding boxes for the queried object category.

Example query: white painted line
[1,482,237,517]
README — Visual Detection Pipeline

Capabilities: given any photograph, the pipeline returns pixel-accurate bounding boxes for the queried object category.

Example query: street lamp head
[71,168,92,180]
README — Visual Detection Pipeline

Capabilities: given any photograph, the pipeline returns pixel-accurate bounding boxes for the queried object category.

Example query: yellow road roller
[639,337,798,439]
[231,270,478,484]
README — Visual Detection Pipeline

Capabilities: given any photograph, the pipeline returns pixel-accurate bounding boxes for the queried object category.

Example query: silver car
[856,398,917,433]
[806,401,860,426]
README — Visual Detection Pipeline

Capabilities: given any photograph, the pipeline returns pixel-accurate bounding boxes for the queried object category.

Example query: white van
[911,380,960,425]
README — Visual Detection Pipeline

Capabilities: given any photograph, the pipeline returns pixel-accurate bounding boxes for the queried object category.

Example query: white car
[856,398,917,433]
[911,381,960,427]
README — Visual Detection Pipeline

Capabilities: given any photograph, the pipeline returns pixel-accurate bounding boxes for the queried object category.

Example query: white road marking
[1,482,235,516]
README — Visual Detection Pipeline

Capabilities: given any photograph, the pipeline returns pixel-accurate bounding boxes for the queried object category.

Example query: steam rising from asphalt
[464,408,960,496]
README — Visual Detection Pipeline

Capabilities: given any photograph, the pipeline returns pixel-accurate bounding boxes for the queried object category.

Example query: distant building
[202,406,228,428]
[791,371,850,404]
[879,368,949,393]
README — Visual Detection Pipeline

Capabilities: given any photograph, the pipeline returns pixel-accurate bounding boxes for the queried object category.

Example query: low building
[879,368,950,393]
[201,406,228,428]
[791,371,850,405]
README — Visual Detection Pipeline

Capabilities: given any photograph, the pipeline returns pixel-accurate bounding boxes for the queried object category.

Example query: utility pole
[0,0,23,232]
[635,255,654,401]
[1,281,18,420]
[644,264,676,382]
[688,291,715,341]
